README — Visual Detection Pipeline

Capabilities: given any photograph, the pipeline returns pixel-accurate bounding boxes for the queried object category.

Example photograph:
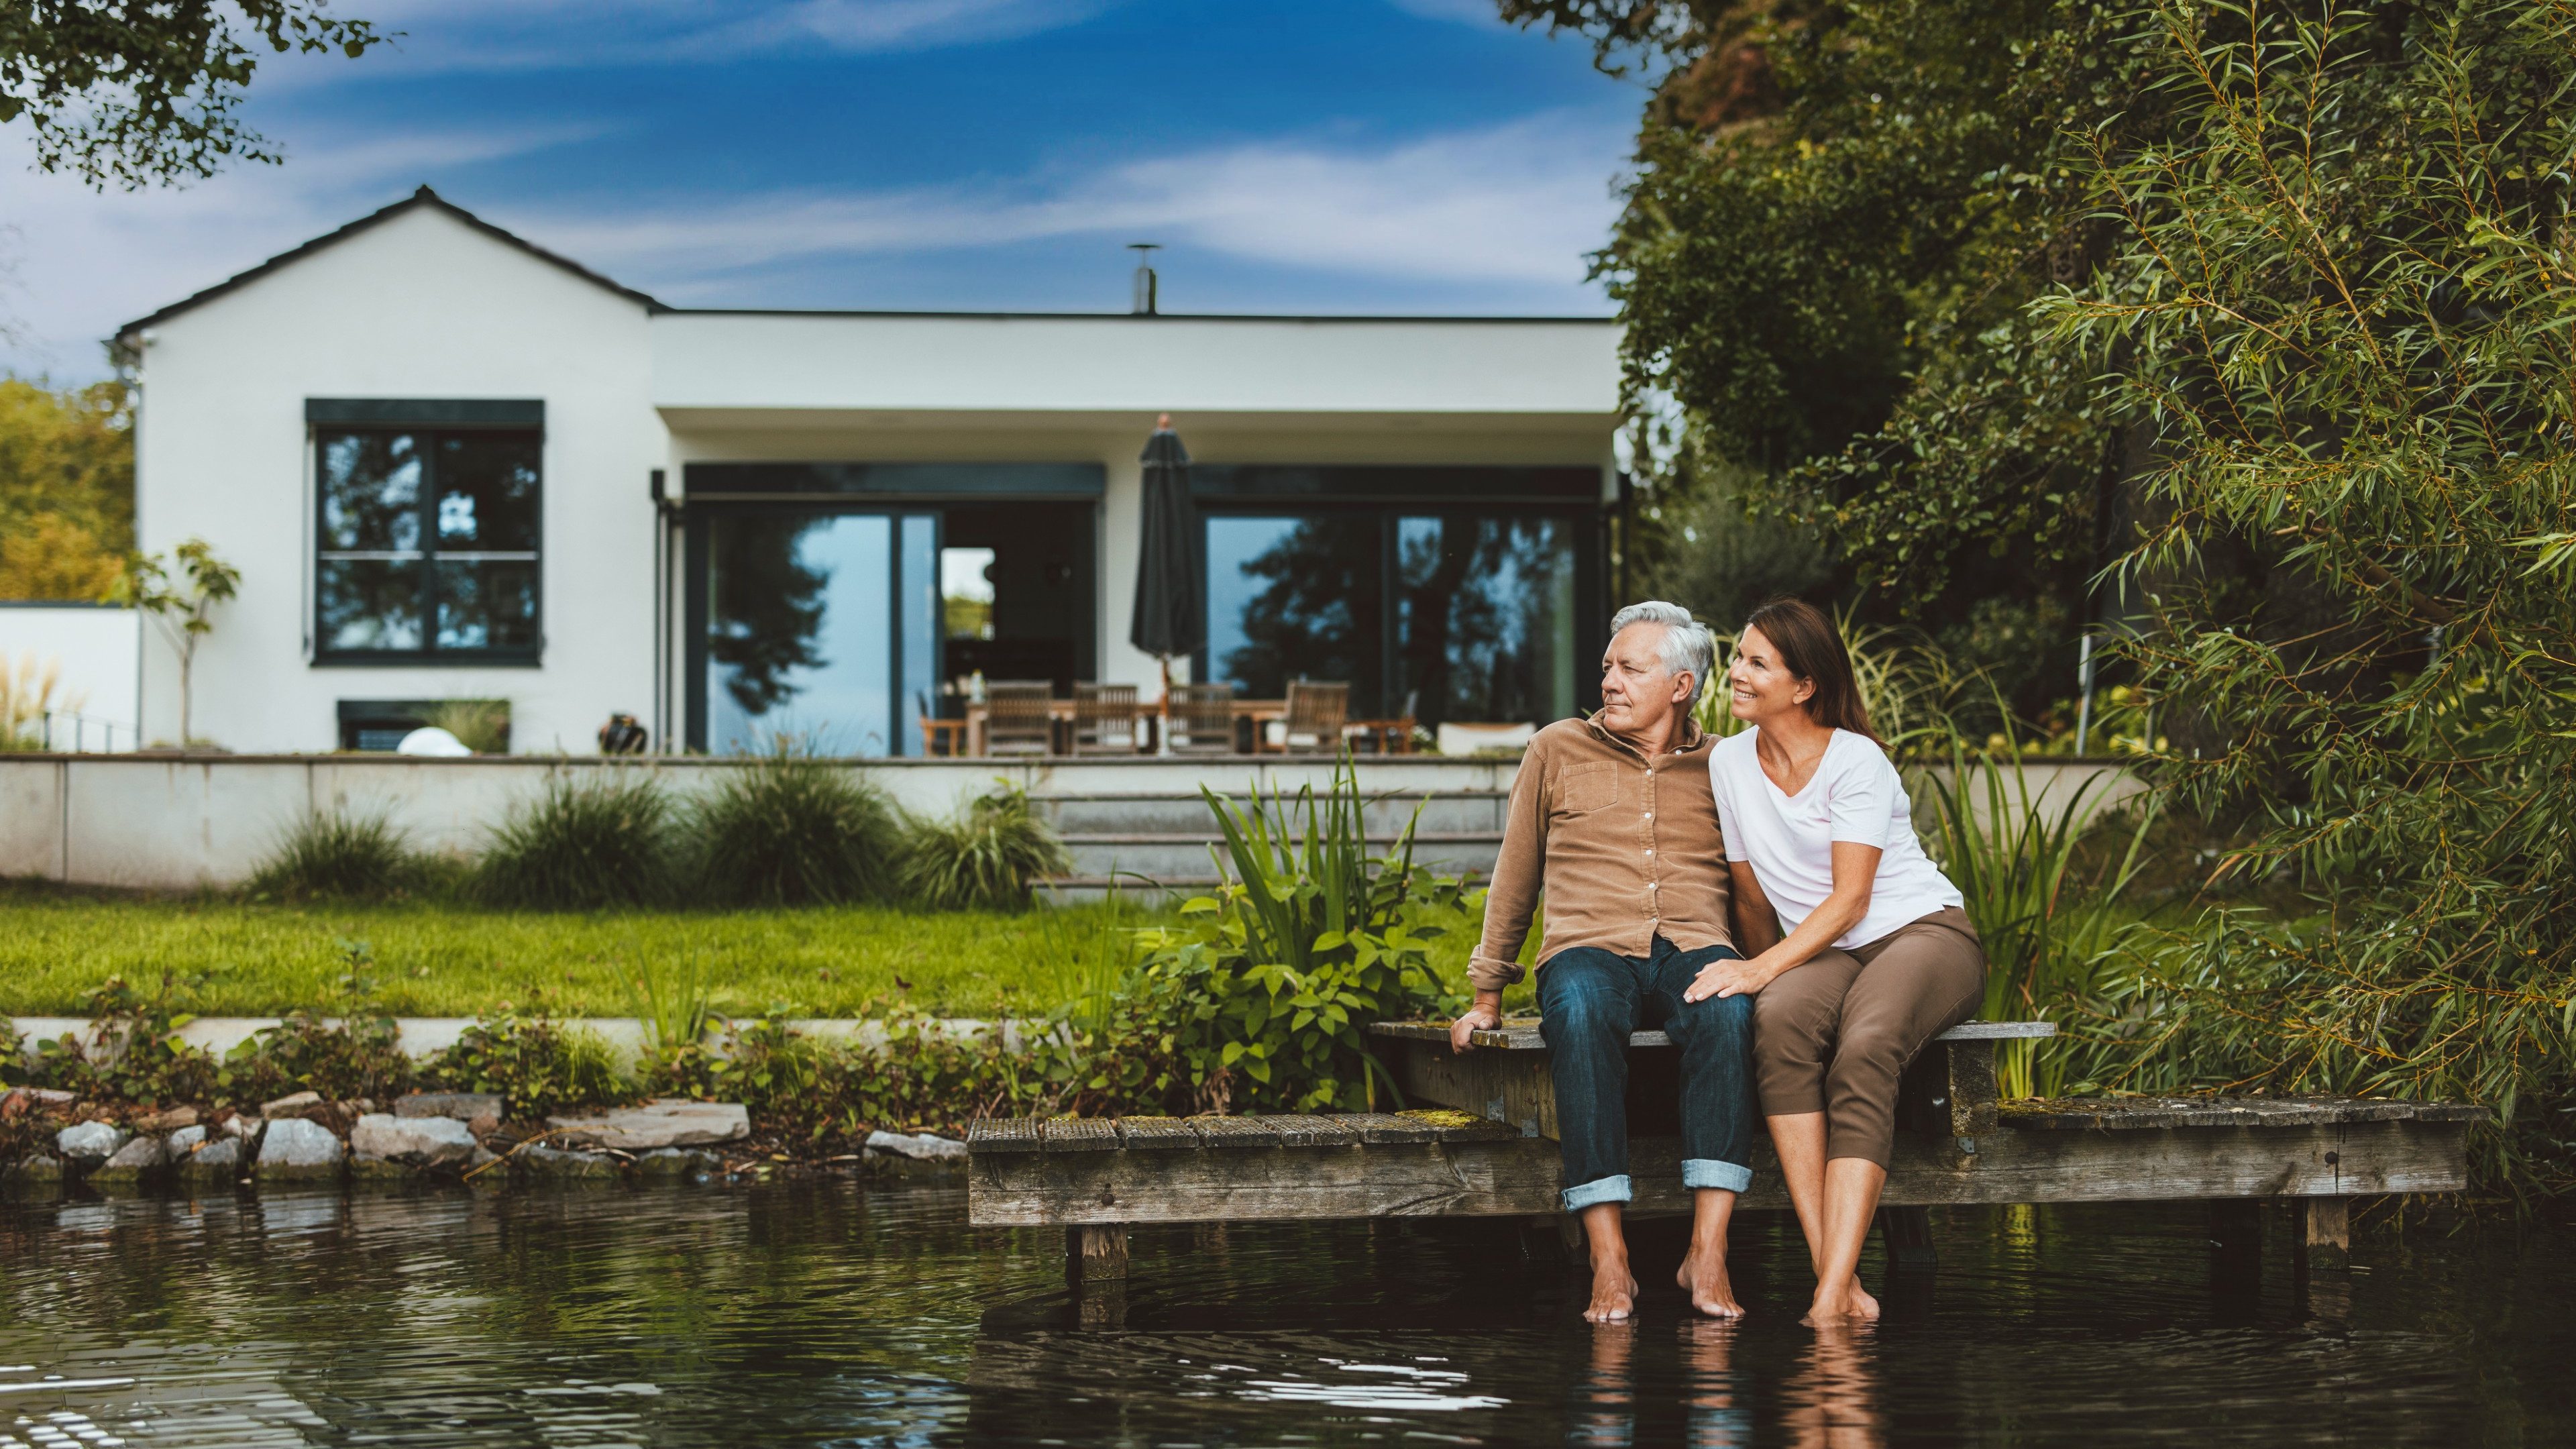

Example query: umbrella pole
[1157,655,1173,757]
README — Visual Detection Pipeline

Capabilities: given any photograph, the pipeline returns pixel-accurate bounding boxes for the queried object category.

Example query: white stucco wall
[129,205,663,754]
[0,605,140,749]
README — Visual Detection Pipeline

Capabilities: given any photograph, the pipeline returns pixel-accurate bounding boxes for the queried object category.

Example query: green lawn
[0,881,1519,1019]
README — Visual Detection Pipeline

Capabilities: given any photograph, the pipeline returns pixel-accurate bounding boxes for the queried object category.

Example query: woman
[1682,597,1985,1324]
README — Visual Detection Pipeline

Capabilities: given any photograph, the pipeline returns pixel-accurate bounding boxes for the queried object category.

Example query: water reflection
[0,1188,2568,1446]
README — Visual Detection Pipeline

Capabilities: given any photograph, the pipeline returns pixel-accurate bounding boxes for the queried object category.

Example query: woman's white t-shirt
[1708,727,1963,951]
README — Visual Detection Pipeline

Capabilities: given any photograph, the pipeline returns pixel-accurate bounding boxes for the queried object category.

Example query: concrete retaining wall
[0,751,2144,892]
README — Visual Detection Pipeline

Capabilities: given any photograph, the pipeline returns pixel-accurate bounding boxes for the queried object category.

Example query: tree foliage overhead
[1510,0,2170,727]
[0,0,386,189]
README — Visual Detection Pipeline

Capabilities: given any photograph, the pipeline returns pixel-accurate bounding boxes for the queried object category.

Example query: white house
[116,188,1623,756]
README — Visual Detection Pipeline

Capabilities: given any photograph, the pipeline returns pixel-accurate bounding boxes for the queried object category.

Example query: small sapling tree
[118,537,239,747]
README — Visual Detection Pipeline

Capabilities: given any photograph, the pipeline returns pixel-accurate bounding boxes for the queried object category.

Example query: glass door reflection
[702,511,937,757]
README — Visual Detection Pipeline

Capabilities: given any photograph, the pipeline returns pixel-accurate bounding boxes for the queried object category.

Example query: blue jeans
[1537,936,1758,1213]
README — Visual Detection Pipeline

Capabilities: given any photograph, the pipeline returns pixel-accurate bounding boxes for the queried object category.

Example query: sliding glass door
[694,510,938,757]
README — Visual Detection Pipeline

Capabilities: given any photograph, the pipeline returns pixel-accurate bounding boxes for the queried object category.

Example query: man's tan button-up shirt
[1466,714,1734,992]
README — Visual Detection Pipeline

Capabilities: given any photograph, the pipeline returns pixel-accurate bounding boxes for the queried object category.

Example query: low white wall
[0,604,140,751]
[0,751,2141,892]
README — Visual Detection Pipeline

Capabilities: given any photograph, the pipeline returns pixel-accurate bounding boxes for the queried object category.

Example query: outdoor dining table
[956,698,1291,755]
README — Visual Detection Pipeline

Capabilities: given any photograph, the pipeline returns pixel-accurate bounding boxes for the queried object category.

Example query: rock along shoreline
[1,1085,969,1201]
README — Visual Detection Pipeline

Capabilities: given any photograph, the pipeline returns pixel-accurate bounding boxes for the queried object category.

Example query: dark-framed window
[313,402,543,664]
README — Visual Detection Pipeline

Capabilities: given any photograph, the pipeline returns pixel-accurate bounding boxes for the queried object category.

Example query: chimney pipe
[1128,242,1161,315]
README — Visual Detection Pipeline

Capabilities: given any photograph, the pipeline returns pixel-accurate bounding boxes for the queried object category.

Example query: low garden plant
[898,784,1073,912]
[474,769,682,910]
[691,743,903,907]
[244,809,451,904]
[1042,764,1470,1116]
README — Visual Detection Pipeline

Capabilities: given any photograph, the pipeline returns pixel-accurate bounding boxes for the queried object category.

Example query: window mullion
[420,431,441,657]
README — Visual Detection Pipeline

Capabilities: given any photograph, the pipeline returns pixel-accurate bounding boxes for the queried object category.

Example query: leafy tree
[0,375,129,599]
[1,0,386,189]
[2050,0,2576,1193]
[1509,0,2165,722]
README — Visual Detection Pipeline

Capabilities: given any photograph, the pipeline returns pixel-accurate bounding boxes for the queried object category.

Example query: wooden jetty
[967,1018,2485,1288]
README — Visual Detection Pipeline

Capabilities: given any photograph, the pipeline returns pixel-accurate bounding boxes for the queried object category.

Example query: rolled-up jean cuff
[1561,1173,1631,1212]
[1682,1159,1752,1193]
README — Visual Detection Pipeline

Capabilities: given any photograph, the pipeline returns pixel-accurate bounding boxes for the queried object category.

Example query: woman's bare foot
[1585,1252,1640,1322]
[1801,1275,1880,1326]
[1676,1248,1746,1318]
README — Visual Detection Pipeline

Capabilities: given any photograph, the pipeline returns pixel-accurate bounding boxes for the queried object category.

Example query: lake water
[2,1184,2569,1446]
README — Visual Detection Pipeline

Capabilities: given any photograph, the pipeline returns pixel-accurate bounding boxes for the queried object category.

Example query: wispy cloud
[344,0,1118,72]
[523,113,1626,297]
[1385,0,1515,25]
[0,125,601,376]
[0,109,1623,376]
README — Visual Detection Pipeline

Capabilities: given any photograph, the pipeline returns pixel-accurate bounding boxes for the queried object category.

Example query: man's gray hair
[1608,600,1717,712]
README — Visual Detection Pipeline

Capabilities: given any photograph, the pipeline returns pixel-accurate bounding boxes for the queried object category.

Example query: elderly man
[1449,600,1756,1323]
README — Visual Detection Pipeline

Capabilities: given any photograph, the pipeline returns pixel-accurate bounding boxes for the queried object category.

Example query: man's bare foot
[1800,1275,1880,1325]
[1676,1247,1746,1318]
[1585,1253,1640,1323]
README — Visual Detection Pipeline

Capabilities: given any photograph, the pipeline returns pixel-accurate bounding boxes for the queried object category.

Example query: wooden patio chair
[1072,682,1142,755]
[983,681,1057,757]
[1279,679,1350,753]
[1166,682,1236,755]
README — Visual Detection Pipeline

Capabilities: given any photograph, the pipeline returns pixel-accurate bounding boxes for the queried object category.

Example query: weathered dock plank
[1041,1117,1122,1152]
[968,1117,2474,1227]
[1112,1117,1203,1150]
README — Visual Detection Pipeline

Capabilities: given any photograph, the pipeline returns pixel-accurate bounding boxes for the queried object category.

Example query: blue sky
[1,0,1644,380]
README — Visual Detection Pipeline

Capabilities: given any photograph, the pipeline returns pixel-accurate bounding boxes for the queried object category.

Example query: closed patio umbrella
[1129,414,1203,750]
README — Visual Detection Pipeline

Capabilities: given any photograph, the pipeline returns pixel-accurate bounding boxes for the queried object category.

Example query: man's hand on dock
[1449,994,1504,1053]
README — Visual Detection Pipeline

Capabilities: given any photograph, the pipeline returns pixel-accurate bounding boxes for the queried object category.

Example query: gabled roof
[115,186,663,341]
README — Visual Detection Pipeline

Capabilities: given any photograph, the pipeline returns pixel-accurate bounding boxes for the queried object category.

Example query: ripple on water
[1,1184,2570,1446]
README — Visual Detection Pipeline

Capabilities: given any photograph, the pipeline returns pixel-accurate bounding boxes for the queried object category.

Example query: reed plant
[244,808,449,903]
[474,769,680,911]
[898,784,1071,912]
[692,743,902,906]
[420,698,510,754]
[1918,748,2155,1097]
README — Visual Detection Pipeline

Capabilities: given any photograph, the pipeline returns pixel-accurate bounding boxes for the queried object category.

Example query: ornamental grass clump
[244,808,448,904]
[475,769,679,911]
[691,745,902,906]
[897,785,1072,912]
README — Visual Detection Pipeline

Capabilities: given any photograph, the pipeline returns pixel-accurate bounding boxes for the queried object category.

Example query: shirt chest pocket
[1552,761,1618,816]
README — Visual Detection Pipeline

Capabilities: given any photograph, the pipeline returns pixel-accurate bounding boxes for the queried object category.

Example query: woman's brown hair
[1740,597,1880,745]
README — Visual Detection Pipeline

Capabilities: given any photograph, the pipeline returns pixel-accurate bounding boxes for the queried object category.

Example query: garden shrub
[648,1006,1038,1142]
[216,943,415,1103]
[474,769,679,910]
[897,785,1072,912]
[28,974,222,1106]
[244,808,449,904]
[1043,765,1468,1116]
[421,1010,627,1120]
[691,745,902,906]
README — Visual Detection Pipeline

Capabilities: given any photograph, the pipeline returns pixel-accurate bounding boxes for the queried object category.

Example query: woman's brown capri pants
[1753,906,1987,1167]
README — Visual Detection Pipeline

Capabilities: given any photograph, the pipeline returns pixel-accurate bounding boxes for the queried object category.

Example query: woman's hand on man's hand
[1684,957,1778,1004]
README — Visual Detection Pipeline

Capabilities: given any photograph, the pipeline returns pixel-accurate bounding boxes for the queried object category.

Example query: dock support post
[1067,1225,1128,1287]
[1876,1205,1937,1273]
[2295,1196,2349,1274]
